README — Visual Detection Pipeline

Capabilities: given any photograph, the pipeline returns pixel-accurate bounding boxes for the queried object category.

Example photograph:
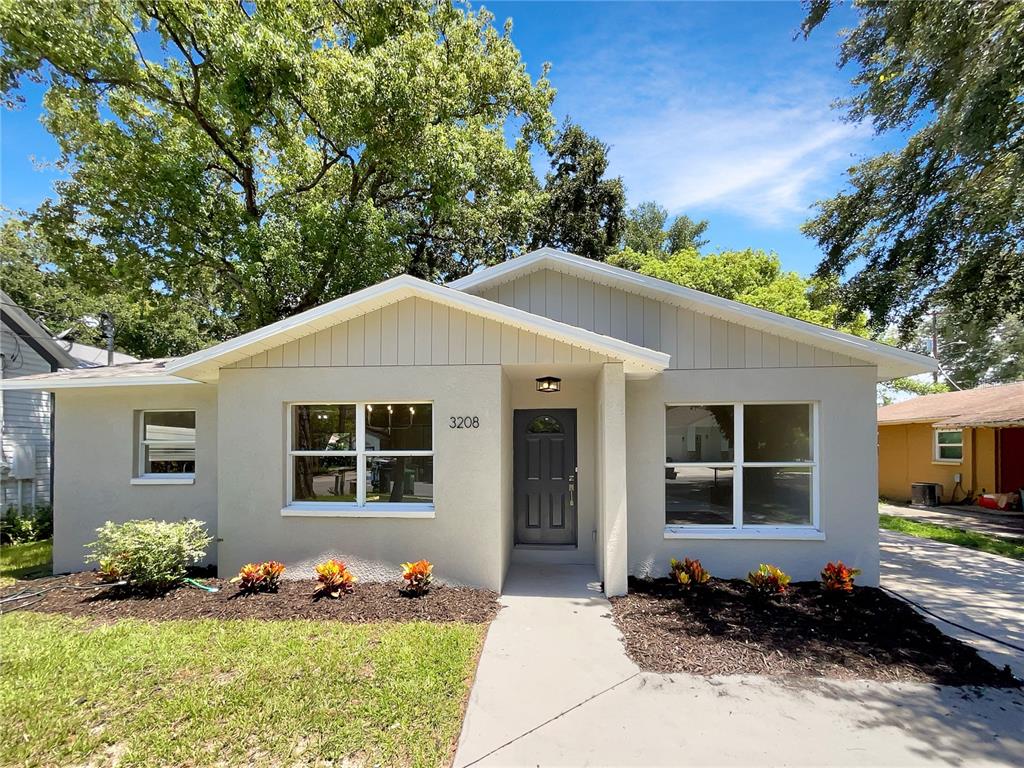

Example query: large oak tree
[0,0,554,336]
[802,0,1024,339]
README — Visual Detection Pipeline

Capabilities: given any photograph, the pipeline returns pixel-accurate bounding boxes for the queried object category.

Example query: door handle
[568,475,575,507]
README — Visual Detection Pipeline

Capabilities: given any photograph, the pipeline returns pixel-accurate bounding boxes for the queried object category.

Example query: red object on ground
[977,495,1000,510]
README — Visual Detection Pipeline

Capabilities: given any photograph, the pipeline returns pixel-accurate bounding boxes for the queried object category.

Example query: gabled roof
[1,275,669,390]
[0,289,79,371]
[877,381,1024,428]
[449,248,936,381]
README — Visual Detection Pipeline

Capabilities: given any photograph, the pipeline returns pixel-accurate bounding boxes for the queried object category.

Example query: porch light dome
[535,376,561,393]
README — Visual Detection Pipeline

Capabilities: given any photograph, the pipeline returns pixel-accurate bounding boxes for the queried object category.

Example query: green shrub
[1,505,53,544]
[85,519,211,592]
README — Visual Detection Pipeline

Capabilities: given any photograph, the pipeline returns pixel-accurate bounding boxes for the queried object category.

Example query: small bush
[820,561,861,593]
[231,561,286,593]
[1,505,53,544]
[314,559,357,598]
[85,519,211,592]
[400,559,434,596]
[668,557,710,588]
[747,563,791,596]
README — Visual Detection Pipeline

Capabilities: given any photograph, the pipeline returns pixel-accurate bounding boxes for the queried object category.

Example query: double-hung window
[287,402,433,513]
[665,403,819,536]
[933,429,963,463]
[136,410,196,481]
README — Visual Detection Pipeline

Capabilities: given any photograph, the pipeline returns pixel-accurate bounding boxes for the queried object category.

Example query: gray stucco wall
[625,365,881,585]
[51,384,218,573]
[216,365,507,590]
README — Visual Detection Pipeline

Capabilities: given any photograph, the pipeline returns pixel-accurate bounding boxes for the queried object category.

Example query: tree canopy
[802,0,1024,339]
[530,120,626,260]
[0,0,554,336]
[0,219,230,358]
[609,246,867,335]
[622,201,709,255]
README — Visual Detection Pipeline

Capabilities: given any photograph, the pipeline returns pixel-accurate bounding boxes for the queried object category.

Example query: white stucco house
[0,249,935,594]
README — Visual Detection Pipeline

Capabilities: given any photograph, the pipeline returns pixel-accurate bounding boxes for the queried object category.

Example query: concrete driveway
[880,530,1024,678]
[455,562,1024,767]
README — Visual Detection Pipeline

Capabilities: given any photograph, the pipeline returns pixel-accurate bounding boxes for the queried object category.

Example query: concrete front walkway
[455,561,1024,767]
[880,530,1024,677]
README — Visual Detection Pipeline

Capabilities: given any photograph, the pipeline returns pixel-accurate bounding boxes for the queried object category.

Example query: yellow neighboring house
[877,381,1024,504]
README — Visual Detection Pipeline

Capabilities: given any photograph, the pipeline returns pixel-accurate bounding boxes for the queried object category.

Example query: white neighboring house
[0,249,935,593]
[0,289,136,511]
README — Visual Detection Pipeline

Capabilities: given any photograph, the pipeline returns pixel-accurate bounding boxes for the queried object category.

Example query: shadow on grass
[0,539,52,584]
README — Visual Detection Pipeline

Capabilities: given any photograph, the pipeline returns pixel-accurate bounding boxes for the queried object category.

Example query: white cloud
[602,98,867,226]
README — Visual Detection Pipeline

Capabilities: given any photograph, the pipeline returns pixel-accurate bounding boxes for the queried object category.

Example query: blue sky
[0,1,897,277]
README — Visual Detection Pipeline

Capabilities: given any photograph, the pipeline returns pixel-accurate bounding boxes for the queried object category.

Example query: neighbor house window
[138,410,196,477]
[934,429,963,462]
[288,403,433,507]
[665,403,817,532]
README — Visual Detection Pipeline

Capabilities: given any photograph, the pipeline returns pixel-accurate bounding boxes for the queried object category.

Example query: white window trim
[282,401,434,517]
[135,409,196,483]
[663,401,821,538]
[933,428,964,465]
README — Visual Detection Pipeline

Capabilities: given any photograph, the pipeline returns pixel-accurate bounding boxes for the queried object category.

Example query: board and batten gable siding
[469,269,870,370]
[223,297,612,369]
[0,320,55,505]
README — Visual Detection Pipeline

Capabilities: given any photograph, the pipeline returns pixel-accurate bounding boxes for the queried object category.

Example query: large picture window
[137,410,196,478]
[288,402,433,509]
[665,403,818,533]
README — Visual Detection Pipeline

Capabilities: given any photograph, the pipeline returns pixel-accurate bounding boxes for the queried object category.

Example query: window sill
[931,460,962,466]
[281,503,435,519]
[664,526,825,541]
[130,475,195,486]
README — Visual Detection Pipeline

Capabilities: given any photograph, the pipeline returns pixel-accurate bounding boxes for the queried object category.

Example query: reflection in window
[666,405,733,462]
[527,415,563,434]
[140,411,196,475]
[744,404,812,462]
[288,402,433,507]
[665,403,817,530]
[365,456,433,503]
[665,466,733,525]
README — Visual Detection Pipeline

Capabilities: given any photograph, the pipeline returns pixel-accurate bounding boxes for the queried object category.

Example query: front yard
[879,513,1024,560]
[1,613,485,768]
[0,539,52,586]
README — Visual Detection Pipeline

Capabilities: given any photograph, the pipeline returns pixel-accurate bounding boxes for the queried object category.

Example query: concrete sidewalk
[455,561,1024,767]
[880,530,1024,678]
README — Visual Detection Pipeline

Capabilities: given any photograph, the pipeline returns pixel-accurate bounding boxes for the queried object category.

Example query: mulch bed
[610,576,1020,687]
[1,572,499,624]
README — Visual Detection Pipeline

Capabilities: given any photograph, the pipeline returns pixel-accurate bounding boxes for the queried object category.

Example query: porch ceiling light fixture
[535,376,562,393]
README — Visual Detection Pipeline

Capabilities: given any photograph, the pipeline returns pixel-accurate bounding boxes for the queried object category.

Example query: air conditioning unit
[911,482,943,507]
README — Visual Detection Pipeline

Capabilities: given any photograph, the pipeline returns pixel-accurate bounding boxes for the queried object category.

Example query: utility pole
[99,311,114,366]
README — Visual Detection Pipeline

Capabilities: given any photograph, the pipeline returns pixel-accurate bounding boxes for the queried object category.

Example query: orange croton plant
[400,559,434,596]
[314,559,357,598]
[669,557,710,588]
[231,560,285,592]
[820,561,861,592]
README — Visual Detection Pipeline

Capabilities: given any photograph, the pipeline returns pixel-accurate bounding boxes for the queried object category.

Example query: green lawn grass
[0,613,485,768]
[879,514,1024,560]
[0,539,52,586]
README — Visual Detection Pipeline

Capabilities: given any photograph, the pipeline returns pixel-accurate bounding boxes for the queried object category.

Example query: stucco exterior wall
[216,365,507,590]
[596,363,628,595]
[51,384,218,573]
[625,365,881,585]
[878,424,997,503]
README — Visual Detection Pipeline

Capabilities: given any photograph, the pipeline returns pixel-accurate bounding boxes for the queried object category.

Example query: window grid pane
[665,403,816,529]
[290,402,433,506]
[140,411,195,475]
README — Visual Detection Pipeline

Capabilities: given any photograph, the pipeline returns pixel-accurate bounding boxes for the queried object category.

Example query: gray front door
[514,409,577,546]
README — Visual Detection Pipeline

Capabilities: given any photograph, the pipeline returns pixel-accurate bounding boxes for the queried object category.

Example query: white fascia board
[0,375,201,391]
[450,248,937,380]
[166,274,669,381]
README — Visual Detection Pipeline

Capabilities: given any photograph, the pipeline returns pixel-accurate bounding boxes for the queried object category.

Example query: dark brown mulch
[1,572,499,624]
[610,576,1020,687]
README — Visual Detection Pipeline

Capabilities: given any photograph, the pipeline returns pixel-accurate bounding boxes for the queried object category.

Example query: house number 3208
[449,416,480,429]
